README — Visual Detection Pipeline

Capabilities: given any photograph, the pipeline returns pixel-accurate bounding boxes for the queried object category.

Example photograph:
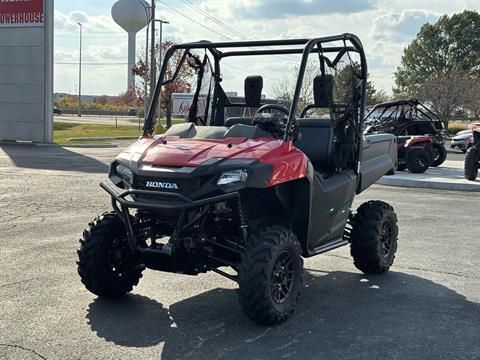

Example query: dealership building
[0,0,53,143]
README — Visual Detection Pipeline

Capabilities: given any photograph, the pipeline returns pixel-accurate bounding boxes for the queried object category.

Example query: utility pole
[157,21,169,72]
[146,1,169,127]
[144,21,150,118]
[156,19,169,126]
[149,0,156,120]
[78,22,82,117]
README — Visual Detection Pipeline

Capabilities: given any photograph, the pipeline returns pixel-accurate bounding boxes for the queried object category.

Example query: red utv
[465,123,480,181]
[77,34,398,325]
[396,136,435,173]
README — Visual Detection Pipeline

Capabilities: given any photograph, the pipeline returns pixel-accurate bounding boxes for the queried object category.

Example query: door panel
[308,170,357,250]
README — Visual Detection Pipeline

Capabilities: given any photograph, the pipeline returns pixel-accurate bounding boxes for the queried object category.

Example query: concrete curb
[0,141,118,149]
[446,149,463,154]
[377,176,480,192]
[376,160,480,192]
[67,136,138,142]
[38,143,118,148]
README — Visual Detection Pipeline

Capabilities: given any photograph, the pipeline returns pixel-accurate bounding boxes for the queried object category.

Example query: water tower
[111,0,150,90]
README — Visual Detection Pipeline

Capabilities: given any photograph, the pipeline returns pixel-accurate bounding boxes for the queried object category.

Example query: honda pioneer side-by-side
[465,123,480,181]
[364,98,447,170]
[77,34,399,325]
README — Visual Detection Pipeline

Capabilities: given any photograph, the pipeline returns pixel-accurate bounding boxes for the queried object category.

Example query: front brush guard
[100,180,242,254]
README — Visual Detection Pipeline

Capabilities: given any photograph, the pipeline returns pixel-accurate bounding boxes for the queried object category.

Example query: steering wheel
[255,104,290,117]
[254,104,298,140]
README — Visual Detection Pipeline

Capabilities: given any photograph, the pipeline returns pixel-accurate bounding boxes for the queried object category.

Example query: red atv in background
[465,123,480,181]
[76,34,398,325]
[395,136,434,173]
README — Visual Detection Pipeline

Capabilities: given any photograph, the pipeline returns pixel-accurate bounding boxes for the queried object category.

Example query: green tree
[394,10,480,96]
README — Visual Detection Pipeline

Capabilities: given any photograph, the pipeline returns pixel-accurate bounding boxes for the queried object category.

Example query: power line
[180,0,248,40]
[158,1,232,40]
[220,62,250,75]
[177,0,297,63]
[371,72,394,78]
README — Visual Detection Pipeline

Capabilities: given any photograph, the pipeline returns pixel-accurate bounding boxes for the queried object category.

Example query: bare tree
[466,82,480,118]
[368,89,390,106]
[271,76,294,101]
[132,41,195,126]
[272,62,385,112]
[271,63,318,113]
[417,70,477,127]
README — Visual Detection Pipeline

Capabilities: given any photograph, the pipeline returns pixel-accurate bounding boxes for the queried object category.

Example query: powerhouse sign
[0,0,44,27]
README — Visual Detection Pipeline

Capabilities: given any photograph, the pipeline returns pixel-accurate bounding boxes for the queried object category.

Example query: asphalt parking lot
[0,144,479,360]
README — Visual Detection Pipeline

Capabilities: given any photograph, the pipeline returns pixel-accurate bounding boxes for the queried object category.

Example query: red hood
[118,135,308,186]
[123,136,283,167]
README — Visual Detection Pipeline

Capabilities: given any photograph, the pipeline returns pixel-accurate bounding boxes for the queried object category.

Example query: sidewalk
[377,160,480,192]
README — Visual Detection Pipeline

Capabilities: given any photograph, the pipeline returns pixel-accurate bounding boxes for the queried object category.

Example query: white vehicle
[450,124,480,153]
[450,131,473,153]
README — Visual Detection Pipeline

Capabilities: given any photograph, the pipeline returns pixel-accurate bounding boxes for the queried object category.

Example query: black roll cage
[365,98,442,123]
[143,33,368,142]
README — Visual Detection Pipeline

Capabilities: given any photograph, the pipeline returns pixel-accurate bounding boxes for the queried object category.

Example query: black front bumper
[101,180,244,256]
[100,180,240,211]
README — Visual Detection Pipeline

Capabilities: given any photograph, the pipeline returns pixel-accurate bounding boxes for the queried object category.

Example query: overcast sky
[54,0,480,97]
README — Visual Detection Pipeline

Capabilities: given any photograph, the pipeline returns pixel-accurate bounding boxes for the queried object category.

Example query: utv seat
[164,122,227,139]
[223,124,272,139]
[295,118,334,174]
[294,73,338,175]
[164,122,271,140]
[224,117,253,127]
[223,76,263,127]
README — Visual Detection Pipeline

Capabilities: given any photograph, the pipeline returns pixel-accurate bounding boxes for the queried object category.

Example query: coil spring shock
[236,197,248,243]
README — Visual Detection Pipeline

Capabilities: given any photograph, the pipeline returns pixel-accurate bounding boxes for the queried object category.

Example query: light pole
[139,0,169,125]
[78,22,82,117]
[144,16,169,124]
[153,19,169,126]
[144,21,150,118]
[150,19,169,88]
[149,0,156,107]
[156,20,169,78]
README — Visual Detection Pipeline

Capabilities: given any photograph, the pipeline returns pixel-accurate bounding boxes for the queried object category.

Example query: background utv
[77,34,399,325]
[364,98,447,172]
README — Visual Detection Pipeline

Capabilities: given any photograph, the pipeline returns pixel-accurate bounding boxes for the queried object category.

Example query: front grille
[133,175,200,196]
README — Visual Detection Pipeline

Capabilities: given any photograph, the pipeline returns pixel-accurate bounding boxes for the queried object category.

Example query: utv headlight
[115,164,133,184]
[217,169,248,186]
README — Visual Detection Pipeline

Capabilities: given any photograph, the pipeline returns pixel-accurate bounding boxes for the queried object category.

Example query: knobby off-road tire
[350,201,398,274]
[406,149,431,173]
[431,143,447,167]
[77,212,144,297]
[238,226,303,325]
[464,146,479,181]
